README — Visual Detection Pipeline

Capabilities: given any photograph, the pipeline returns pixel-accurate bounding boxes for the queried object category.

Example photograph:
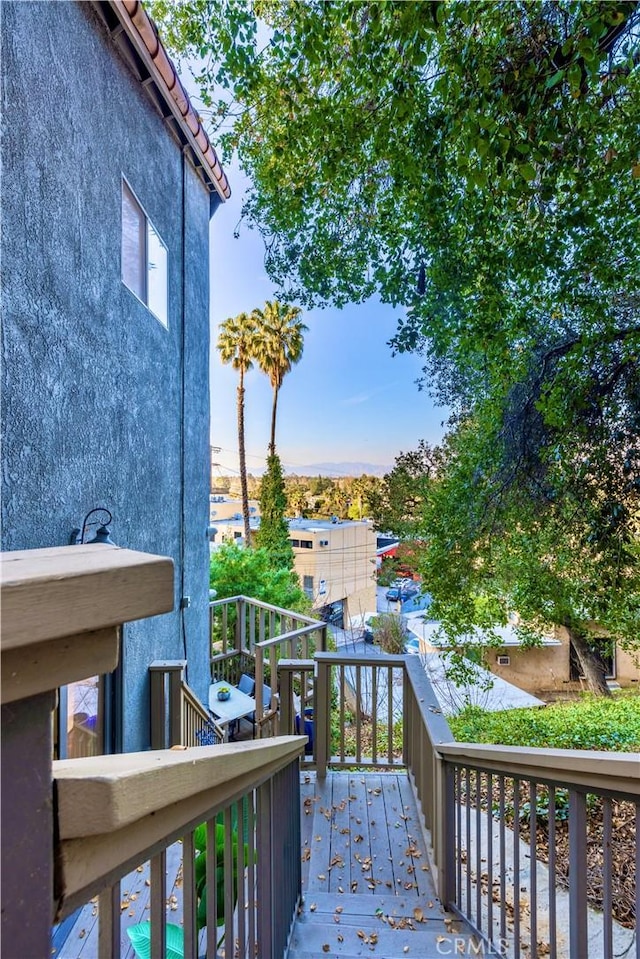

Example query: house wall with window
[1,0,227,751]
[489,630,640,697]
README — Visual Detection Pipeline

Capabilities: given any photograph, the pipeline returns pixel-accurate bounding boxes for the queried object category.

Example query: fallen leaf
[310,903,317,912]
[322,945,330,953]
[413,907,424,922]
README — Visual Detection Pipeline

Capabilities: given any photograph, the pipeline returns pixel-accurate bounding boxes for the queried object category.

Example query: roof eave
[107,0,230,203]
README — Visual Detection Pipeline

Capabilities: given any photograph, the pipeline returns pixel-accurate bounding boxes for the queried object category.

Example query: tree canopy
[154,0,640,682]
[217,310,258,545]
[252,300,307,454]
[210,541,310,612]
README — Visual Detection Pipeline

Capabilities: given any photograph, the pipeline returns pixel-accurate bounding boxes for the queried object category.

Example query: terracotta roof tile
[113,0,230,201]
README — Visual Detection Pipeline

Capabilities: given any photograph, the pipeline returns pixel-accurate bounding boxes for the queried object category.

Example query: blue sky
[208,170,448,478]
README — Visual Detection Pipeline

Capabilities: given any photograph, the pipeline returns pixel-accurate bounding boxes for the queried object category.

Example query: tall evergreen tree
[217,311,258,546]
[255,453,295,569]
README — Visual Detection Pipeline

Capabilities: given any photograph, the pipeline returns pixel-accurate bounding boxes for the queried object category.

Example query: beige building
[213,510,377,625]
[210,496,259,523]
[408,620,640,700]
[488,626,640,699]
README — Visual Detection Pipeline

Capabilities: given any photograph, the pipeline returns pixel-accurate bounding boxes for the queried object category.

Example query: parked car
[404,636,422,655]
[386,585,419,603]
[362,613,377,643]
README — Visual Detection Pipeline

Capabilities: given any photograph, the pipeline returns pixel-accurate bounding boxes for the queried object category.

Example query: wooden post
[168,666,183,746]
[279,666,293,736]
[0,544,174,954]
[1,691,55,955]
[315,659,330,777]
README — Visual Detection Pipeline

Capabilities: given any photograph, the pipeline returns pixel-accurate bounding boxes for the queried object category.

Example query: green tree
[252,300,307,455]
[414,407,640,695]
[152,2,639,367]
[254,453,295,568]
[287,482,309,518]
[369,442,442,538]
[217,311,258,546]
[210,541,310,612]
[325,484,350,520]
[154,0,640,683]
[347,474,380,520]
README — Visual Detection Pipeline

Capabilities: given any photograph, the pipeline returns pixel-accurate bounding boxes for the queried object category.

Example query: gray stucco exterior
[1,1,217,750]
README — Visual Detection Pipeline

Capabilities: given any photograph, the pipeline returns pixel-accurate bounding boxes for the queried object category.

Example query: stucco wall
[1,1,213,750]
[488,639,640,698]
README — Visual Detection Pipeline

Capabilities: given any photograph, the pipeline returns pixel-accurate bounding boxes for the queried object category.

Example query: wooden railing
[54,736,305,958]
[150,660,224,748]
[209,595,327,734]
[1,544,174,958]
[282,650,639,959]
[3,546,636,959]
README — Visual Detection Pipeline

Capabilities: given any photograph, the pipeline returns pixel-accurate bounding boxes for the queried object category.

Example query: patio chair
[228,673,256,738]
[194,717,225,746]
[237,673,255,696]
[239,684,273,737]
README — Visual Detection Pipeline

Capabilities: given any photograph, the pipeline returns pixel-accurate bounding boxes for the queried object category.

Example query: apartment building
[214,510,377,625]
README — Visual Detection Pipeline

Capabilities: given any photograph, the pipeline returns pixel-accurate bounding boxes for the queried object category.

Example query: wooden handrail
[1,544,175,959]
[1,544,174,649]
[437,740,640,795]
[1,545,173,704]
[210,594,324,627]
[53,737,305,917]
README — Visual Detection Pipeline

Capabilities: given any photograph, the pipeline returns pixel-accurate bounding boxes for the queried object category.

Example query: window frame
[121,177,168,328]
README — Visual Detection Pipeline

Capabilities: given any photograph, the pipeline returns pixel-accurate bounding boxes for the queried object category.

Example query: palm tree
[253,301,307,455]
[217,312,258,546]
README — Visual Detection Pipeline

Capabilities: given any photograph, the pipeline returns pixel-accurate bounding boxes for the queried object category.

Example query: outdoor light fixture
[70,507,115,545]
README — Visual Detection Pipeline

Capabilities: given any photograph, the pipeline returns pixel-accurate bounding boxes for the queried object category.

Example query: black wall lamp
[70,507,115,545]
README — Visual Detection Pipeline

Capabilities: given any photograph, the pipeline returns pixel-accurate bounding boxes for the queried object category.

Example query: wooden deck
[291,771,475,958]
[53,844,187,959]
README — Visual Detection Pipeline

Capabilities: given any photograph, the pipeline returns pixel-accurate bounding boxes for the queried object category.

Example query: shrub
[449,692,640,752]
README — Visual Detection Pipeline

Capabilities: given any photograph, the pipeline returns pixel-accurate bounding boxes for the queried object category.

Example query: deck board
[290,771,475,958]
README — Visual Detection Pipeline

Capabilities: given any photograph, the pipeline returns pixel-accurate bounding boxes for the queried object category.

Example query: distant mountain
[285,461,392,478]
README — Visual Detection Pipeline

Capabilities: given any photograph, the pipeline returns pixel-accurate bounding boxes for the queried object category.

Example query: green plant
[449,693,640,752]
[126,922,184,959]
[127,806,252,959]
[371,613,407,655]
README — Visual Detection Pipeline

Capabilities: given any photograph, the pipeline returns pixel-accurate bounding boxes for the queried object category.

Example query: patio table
[208,680,255,740]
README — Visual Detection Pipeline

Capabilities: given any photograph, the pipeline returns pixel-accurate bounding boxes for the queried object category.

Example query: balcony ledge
[1,544,174,703]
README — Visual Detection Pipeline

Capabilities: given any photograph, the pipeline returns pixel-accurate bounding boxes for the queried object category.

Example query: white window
[121,179,168,327]
[303,575,314,597]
